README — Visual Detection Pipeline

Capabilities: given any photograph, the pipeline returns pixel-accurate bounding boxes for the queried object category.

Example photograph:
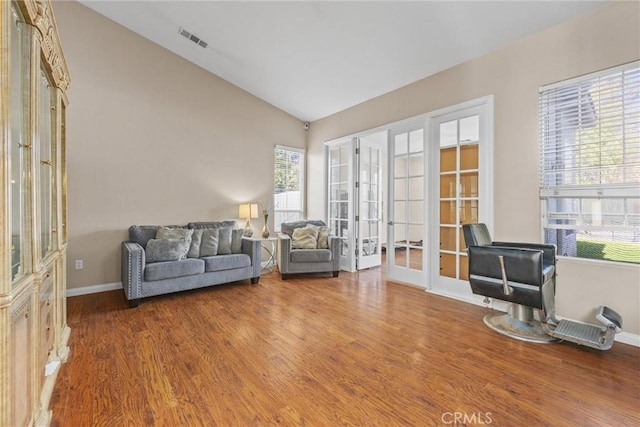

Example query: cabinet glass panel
[440,174,456,198]
[9,8,30,283]
[439,253,457,278]
[440,147,456,172]
[460,200,479,224]
[460,172,479,198]
[460,144,479,170]
[61,101,67,243]
[440,201,456,224]
[39,69,54,259]
[440,227,457,252]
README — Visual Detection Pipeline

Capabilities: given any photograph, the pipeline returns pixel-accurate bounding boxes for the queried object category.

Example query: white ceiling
[78,0,606,122]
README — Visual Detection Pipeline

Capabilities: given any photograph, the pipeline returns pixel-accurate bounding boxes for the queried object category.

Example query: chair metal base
[483,311,558,344]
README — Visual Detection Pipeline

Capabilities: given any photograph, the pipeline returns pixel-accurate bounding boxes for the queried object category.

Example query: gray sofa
[122,221,261,307]
[276,220,340,279]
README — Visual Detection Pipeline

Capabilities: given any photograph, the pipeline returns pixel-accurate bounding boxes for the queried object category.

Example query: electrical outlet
[75,260,83,270]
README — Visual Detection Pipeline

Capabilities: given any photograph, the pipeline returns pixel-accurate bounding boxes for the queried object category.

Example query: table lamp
[239,203,259,237]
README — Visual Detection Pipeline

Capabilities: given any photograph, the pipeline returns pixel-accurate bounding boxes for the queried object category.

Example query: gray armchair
[276,220,340,279]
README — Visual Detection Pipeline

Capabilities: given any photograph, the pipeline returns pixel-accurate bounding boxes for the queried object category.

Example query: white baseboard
[425,288,640,348]
[66,282,122,297]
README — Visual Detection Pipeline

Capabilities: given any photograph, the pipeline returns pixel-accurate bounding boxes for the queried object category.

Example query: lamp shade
[239,203,259,219]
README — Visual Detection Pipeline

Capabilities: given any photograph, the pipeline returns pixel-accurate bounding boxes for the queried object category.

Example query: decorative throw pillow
[156,226,193,246]
[187,229,204,258]
[316,226,330,249]
[145,238,190,263]
[217,227,233,255]
[231,229,244,254]
[292,226,319,249]
[200,228,219,257]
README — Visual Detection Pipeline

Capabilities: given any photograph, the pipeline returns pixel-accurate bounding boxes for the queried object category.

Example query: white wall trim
[66,282,122,297]
[426,288,640,348]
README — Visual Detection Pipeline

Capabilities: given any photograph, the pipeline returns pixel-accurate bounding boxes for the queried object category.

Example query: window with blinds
[274,146,305,231]
[539,61,640,264]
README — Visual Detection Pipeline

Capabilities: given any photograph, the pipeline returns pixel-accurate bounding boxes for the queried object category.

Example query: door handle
[387,221,394,226]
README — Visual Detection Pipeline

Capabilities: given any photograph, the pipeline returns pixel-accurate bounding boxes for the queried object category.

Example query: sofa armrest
[328,235,341,272]
[242,238,262,279]
[122,241,145,302]
[277,233,291,274]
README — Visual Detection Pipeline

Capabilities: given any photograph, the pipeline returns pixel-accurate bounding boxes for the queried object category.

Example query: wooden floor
[51,268,640,426]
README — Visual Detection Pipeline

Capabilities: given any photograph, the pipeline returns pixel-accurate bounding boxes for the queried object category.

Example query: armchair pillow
[316,226,330,249]
[292,226,320,249]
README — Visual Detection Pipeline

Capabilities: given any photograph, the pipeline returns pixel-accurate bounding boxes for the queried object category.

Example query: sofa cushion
[129,224,185,248]
[157,226,193,242]
[218,227,233,255]
[188,221,237,230]
[281,220,326,237]
[231,229,244,254]
[200,228,219,257]
[202,254,251,272]
[187,229,204,258]
[144,258,205,281]
[129,225,157,249]
[290,249,332,263]
[292,226,319,249]
[145,238,190,263]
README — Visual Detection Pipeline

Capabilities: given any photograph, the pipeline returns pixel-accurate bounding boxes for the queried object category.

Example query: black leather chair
[463,223,622,349]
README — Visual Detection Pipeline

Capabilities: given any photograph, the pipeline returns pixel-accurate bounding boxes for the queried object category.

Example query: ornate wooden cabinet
[1,1,70,425]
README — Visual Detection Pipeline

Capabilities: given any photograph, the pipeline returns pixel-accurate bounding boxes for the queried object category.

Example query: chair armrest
[277,233,291,274]
[122,241,145,301]
[242,238,262,279]
[468,245,545,287]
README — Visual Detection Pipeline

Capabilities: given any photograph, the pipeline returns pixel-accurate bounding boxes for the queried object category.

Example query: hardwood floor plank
[51,269,640,426]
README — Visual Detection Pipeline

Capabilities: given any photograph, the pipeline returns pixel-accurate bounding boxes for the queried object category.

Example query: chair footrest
[547,319,612,350]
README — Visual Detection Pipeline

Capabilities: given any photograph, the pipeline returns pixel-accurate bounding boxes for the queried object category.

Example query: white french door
[356,138,383,270]
[327,140,355,271]
[429,98,493,300]
[326,137,384,271]
[387,126,426,285]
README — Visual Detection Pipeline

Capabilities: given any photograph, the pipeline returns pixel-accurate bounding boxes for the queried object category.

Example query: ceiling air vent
[178,27,208,49]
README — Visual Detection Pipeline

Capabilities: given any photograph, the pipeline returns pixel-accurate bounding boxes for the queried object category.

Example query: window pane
[274,147,305,231]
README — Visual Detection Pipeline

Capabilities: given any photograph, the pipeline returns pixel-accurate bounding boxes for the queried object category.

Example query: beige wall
[306,2,640,334]
[53,1,305,289]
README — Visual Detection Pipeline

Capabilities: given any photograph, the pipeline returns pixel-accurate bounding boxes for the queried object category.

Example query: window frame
[538,61,640,265]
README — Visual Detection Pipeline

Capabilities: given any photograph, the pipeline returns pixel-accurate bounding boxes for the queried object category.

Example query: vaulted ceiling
[79,1,606,121]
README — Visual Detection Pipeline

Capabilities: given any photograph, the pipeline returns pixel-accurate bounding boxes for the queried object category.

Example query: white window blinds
[274,146,305,231]
[539,62,640,264]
